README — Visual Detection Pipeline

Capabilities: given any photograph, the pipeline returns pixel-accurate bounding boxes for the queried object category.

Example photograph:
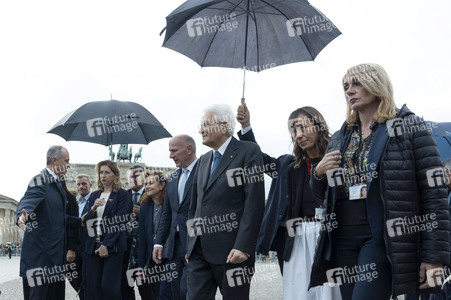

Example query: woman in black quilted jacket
[309,63,449,300]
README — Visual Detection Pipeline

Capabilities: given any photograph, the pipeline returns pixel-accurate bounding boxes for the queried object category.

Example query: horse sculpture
[116,144,132,162]
[134,147,143,163]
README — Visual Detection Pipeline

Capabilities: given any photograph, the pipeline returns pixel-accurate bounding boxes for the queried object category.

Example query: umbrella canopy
[162,0,341,72]
[48,100,172,146]
[428,121,451,162]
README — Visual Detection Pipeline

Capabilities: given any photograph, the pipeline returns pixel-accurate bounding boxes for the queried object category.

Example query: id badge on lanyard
[349,184,367,200]
[315,207,325,221]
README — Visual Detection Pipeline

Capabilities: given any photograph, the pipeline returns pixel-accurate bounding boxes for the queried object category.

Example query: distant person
[83,160,129,300]
[153,134,198,299]
[310,63,449,299]
[236,103,293,275]
[8,245,12,259]
[16,145,70,300]
[186,104,265,299]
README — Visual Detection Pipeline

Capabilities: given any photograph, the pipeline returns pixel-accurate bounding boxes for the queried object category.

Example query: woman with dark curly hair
[283,106,341,299]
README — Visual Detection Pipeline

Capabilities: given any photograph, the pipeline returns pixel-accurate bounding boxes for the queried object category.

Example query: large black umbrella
[161,0,341,98]
[48,99,172,146]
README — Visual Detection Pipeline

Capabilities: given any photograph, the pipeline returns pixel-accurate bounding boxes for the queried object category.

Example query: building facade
[0,194,21,245]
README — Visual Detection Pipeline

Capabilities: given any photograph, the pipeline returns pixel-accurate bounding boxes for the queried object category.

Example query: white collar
[45,167,58,180]
[183,158,198,173]
[215,136,232,156]
[133,186,145,196]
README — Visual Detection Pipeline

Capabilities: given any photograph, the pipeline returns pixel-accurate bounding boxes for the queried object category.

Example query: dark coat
[138,201,164,268]
[16,169,67,277]
[238,128,293,255]
[309,105,450,297]
[154,161,198,260]
[84,189,129,254]
[186,137,265,264]
[65,192,79,251]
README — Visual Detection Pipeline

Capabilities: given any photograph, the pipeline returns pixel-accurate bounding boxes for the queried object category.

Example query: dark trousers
[68,251,85,299]
[270,225,286,275]
[187,239,255,300]
[333,224,392,300]
[121,240,135,300]
[85,252,124,300]
[22,277,65,300]
[168,233,188,300]
[155,259,172,300]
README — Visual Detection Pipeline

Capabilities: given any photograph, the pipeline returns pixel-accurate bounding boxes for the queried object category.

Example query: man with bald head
[153,135,198,299]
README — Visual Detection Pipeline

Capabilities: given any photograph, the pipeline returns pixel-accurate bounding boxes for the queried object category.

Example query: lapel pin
[108,199,113,202]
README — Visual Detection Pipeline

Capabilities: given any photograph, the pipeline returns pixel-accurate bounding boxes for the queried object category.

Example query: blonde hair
[95,160,122,192]
[141,171,167,205]
[343,63,397,125]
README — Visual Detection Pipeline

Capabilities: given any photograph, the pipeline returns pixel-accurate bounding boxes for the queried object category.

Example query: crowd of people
[15,63,451,300]
[0,243,20,258]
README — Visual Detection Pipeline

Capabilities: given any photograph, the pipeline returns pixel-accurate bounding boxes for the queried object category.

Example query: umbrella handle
[241,98,245,105]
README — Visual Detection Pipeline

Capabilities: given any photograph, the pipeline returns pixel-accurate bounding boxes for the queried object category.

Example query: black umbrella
[161,0,341,99]
[48,99,172,146]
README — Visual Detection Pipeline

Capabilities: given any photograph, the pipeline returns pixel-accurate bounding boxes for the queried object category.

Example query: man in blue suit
[186,104,265,300]
[17,145,70,300]
[153,134,198,300]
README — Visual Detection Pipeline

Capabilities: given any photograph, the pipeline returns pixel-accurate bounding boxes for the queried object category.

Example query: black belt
[336,198,368,226]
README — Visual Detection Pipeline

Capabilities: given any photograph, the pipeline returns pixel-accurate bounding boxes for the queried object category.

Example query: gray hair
[180,134,196,153]
[76,174,92,184]
[204,104,235,137]
[46,145,67,165]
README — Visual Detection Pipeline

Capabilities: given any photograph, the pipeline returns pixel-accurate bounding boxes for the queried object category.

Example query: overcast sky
[1,0,450,202]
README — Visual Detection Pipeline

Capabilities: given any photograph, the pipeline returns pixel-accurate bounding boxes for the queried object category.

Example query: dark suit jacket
[138,201,158,268]
[16,169,67,277]
[84,189,129,254]
[155,161,198,260]
[66,192,79,251]
[186,137,265,264]
[238,129,293,255]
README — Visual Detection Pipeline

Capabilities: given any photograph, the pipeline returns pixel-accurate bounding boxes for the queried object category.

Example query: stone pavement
[0,256,283,299]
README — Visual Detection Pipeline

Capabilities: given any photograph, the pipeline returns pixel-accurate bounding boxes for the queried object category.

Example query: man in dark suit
[153,134,198,300]
[66,174,92,299]
[236,104,293,275]
[122,165,148,299]
[17,145,70,300]
[186,104,265,299]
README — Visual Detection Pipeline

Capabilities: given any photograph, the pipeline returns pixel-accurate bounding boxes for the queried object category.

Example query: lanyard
[351,128,375,183]
[306,156,311,174]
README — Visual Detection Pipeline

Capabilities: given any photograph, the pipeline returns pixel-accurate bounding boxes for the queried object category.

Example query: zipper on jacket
[380,140,397,298]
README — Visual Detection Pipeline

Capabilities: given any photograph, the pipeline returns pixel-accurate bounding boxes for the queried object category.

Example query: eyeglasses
[198,121,223,129]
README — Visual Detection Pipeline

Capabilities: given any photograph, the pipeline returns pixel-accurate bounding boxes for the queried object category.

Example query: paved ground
[0,256,283,299]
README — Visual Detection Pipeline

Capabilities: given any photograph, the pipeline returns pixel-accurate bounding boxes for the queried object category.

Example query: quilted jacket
[309,104,449,297]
